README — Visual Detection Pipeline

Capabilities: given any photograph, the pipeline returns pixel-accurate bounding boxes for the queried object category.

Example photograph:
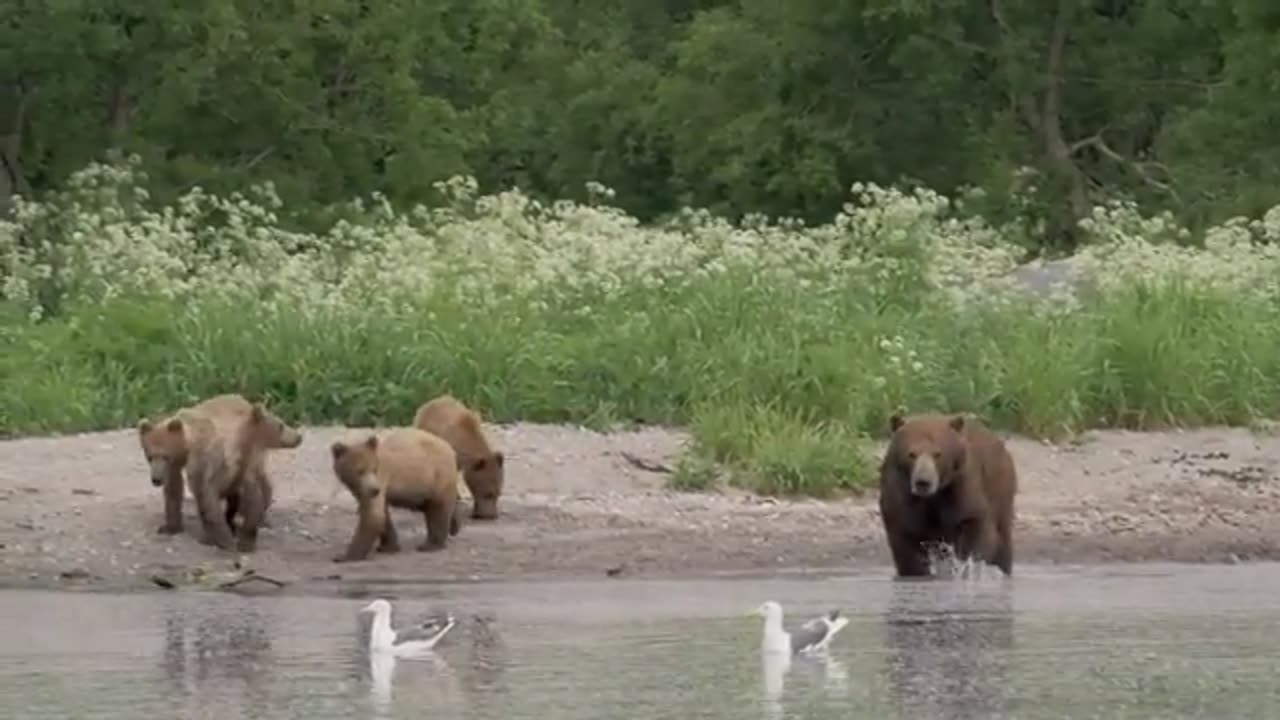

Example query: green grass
[674,402,875,497]
[4,275,1280,498]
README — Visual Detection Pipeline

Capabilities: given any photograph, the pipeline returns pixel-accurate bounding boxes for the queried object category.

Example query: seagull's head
[361,599,392,616]
[752,601,783,621]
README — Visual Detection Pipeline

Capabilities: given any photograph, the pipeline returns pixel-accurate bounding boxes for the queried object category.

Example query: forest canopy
[2,0,1276,251]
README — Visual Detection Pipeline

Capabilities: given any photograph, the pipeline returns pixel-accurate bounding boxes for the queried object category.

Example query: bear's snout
[908,454,940,497]
[148,458,170,487]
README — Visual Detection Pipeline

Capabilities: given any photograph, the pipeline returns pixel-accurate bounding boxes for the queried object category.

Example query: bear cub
[330,427,463,563]
[413,395,506,520]
[138,393,302,551]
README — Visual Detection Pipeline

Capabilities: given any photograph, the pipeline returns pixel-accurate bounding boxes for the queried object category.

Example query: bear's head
[888,412,968,498]
[138,416,189,487]
[330,434,381,501]
[461,451,505,520]
[244,403,304,450]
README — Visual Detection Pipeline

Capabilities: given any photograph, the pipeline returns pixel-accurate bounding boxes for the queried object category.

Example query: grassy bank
[5,159,1280,497]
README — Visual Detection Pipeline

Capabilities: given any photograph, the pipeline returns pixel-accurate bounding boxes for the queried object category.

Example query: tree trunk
[1040,0,1089,226]
[0,80,31,214]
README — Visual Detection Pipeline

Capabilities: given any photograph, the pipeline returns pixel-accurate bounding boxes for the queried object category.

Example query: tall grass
[5,158,1280,497]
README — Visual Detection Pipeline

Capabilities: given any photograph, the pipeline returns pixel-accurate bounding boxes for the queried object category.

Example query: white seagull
[752,600,849,656]
[361,598,456,657]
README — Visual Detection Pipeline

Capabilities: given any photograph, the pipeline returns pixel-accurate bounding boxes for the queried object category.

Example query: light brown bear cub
[877,412,1018,578]
[329,427,463,563]
[138,394,297,536]
[413,395,505,520]
[137,394,302,551]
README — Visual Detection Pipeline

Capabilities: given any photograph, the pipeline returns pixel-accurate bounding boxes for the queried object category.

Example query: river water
[1,563,1278,719]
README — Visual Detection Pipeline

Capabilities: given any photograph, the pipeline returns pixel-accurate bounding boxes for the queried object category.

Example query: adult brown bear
[877,412,1017,578]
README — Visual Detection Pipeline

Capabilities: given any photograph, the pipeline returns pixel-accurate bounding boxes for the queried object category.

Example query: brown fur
[877,412,1018,578]
[412,395,505,520]
[329,427,464,563]
[192,394,281,530]
[137,394,302,551]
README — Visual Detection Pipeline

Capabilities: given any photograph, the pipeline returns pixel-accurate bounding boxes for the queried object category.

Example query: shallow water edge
[6,563,1280,719]
[1,559,1273,603]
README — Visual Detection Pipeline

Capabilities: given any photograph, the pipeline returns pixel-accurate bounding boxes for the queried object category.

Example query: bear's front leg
[234,467,267,553]
[335,500,386,562]
[377,516,402,553]
[884,512,932,578]
[158,470,186,535]
[953,516,997,568]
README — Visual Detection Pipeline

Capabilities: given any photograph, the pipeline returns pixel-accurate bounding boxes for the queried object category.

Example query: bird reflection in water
[367,647,454,718]
[760,647,850,720]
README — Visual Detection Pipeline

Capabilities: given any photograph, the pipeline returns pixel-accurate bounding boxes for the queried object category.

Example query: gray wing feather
[393,620,454,646]
[789,622,831,653]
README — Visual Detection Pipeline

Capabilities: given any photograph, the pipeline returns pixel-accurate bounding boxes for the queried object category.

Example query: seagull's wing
[791,611,847,654]
[788,622,832,654]
[393,618,456,649]
[408,614,452,634]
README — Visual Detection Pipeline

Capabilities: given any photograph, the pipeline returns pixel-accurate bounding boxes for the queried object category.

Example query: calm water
[2,564,1279,719]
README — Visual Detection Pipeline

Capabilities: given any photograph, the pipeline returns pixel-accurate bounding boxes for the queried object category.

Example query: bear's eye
[953,458,962,472]
[906,451,917,462]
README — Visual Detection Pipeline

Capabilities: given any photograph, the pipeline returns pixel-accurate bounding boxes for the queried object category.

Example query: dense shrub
[5,158,1280,496]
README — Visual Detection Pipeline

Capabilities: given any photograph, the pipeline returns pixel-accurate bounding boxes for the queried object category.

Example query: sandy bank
[1,421,1278,595]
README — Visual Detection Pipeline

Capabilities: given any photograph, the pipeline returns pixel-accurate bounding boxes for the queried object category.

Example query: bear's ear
[138,418,153,434]
[330,441,347,460]
[949,414,966,432]
[165,417,184,433]
[889,413,905,433]
[364,434,379,451]
[249,403,267,423]
[493,451,504,468]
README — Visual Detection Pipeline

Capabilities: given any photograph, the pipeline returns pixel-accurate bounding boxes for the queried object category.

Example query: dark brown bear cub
[877,412,1018,578]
